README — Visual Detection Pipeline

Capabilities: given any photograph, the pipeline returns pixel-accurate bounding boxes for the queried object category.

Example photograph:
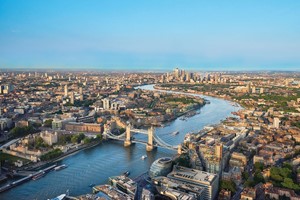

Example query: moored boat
[54,164,68,171]
[32,172,45,180]
[48,194,66,200]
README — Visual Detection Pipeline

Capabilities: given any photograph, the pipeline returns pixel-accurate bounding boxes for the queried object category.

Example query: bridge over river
[104,124,187,154]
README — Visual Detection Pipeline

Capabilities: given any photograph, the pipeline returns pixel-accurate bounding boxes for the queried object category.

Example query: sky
[0,0,300,71]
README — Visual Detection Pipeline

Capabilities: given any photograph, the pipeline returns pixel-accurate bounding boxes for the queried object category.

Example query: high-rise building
[215,144,223,161]
[79,87,83,101]
[260,88,264,94]
[251,86,256,94]
[102,98,110,110]
[70,92,74,104]
[64,84,68,97]
[0,84,14,94]
[174,68,180,78]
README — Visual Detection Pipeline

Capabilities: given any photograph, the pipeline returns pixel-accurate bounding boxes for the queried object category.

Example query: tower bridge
[104,124,186,154]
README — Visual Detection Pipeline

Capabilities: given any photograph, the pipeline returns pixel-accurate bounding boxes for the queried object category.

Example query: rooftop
[168,165,217,184]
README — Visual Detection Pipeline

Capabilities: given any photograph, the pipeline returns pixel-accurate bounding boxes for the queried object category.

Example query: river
[0,84,240,200]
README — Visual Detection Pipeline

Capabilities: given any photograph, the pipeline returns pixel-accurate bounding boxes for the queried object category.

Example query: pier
[0,164,57,193]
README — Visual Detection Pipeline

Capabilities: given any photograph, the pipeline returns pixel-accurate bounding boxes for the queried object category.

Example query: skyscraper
[215,144,223,161]
[64,84,68,97]
[70,92,74,105]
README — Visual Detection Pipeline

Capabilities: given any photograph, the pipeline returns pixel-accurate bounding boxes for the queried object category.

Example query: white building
[273,117,280,129]
[167,165,219,200]
[102,98,110,110]
[40,131,58,145]
[0,118,13,131]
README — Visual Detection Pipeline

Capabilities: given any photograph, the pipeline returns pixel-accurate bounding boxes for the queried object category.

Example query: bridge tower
[146,126,156,151]
[124,124,132,147]
[177,145,182,155]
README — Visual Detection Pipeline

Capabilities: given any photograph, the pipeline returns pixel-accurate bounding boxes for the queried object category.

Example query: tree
[58,134,71,145]
[40,149,63,161]
[71,135,79,144]
[244,179,256,187]
[96,134,103,141]
[10,125,37,138]
[242,171,250,180]
[282,162,293,170]
[281,178,300,191]
[71,133,85,144]
[83,137,91,144]
[34,136,48,149]
[254,162,264,171]
[220,180,236,194]
[253,171,265,184]
[44,119,53,128]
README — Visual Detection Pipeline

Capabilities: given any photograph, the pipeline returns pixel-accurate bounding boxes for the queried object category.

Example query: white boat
[49,194,66,200]
[172,131,179,136]
[54,164,67,171]
[141,155,147,160]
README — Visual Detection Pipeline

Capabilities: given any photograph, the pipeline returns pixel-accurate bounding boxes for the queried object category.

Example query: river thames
[0,84,240,200]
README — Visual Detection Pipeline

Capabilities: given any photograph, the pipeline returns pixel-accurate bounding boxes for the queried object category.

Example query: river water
[0,84,240,200]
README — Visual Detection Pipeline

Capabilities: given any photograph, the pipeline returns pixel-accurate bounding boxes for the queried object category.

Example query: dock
[0,164,57,193]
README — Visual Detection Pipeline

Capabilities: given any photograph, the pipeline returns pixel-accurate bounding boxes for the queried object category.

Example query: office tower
[215,144,223,161]
[174,68,180,78]
[70,92,74,104]
[252,86,256,94]
[64,84,68,97]
[102,98,110,110]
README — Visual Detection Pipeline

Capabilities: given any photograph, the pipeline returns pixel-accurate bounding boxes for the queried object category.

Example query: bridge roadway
[104,130,181,151]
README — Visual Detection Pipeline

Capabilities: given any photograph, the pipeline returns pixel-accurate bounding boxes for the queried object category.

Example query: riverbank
[154,84,235,101]
[0,85,240,200]
[5,140,102,174]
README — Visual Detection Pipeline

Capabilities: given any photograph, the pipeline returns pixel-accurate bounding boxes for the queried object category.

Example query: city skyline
[1,0,300,70]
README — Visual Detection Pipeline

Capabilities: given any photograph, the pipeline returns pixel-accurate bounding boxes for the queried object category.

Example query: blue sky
[0,0,299,70]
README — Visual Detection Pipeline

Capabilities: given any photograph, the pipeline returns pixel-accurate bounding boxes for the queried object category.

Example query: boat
[32,172,45,180]
[123,171,130,176]
[141,155,147,160]
[48,194,66,200]
[54,164,68,171]
[172,131,179,136]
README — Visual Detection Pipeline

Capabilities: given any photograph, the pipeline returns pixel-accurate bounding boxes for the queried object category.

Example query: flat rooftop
[168,165,217,185]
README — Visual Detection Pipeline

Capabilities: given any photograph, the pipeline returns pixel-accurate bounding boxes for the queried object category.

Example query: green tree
[10,125,37,138]
[254,162,264,171]
[220,180,236,194]
[35,136,48,149]
[281,178,300,191]
[96,134,103,141]
[40,149,63,161]
[83,137,91,144]
[242,171,250,180]
[44,119,53,128]
[253,171,265,184]
[71,135,79,144]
